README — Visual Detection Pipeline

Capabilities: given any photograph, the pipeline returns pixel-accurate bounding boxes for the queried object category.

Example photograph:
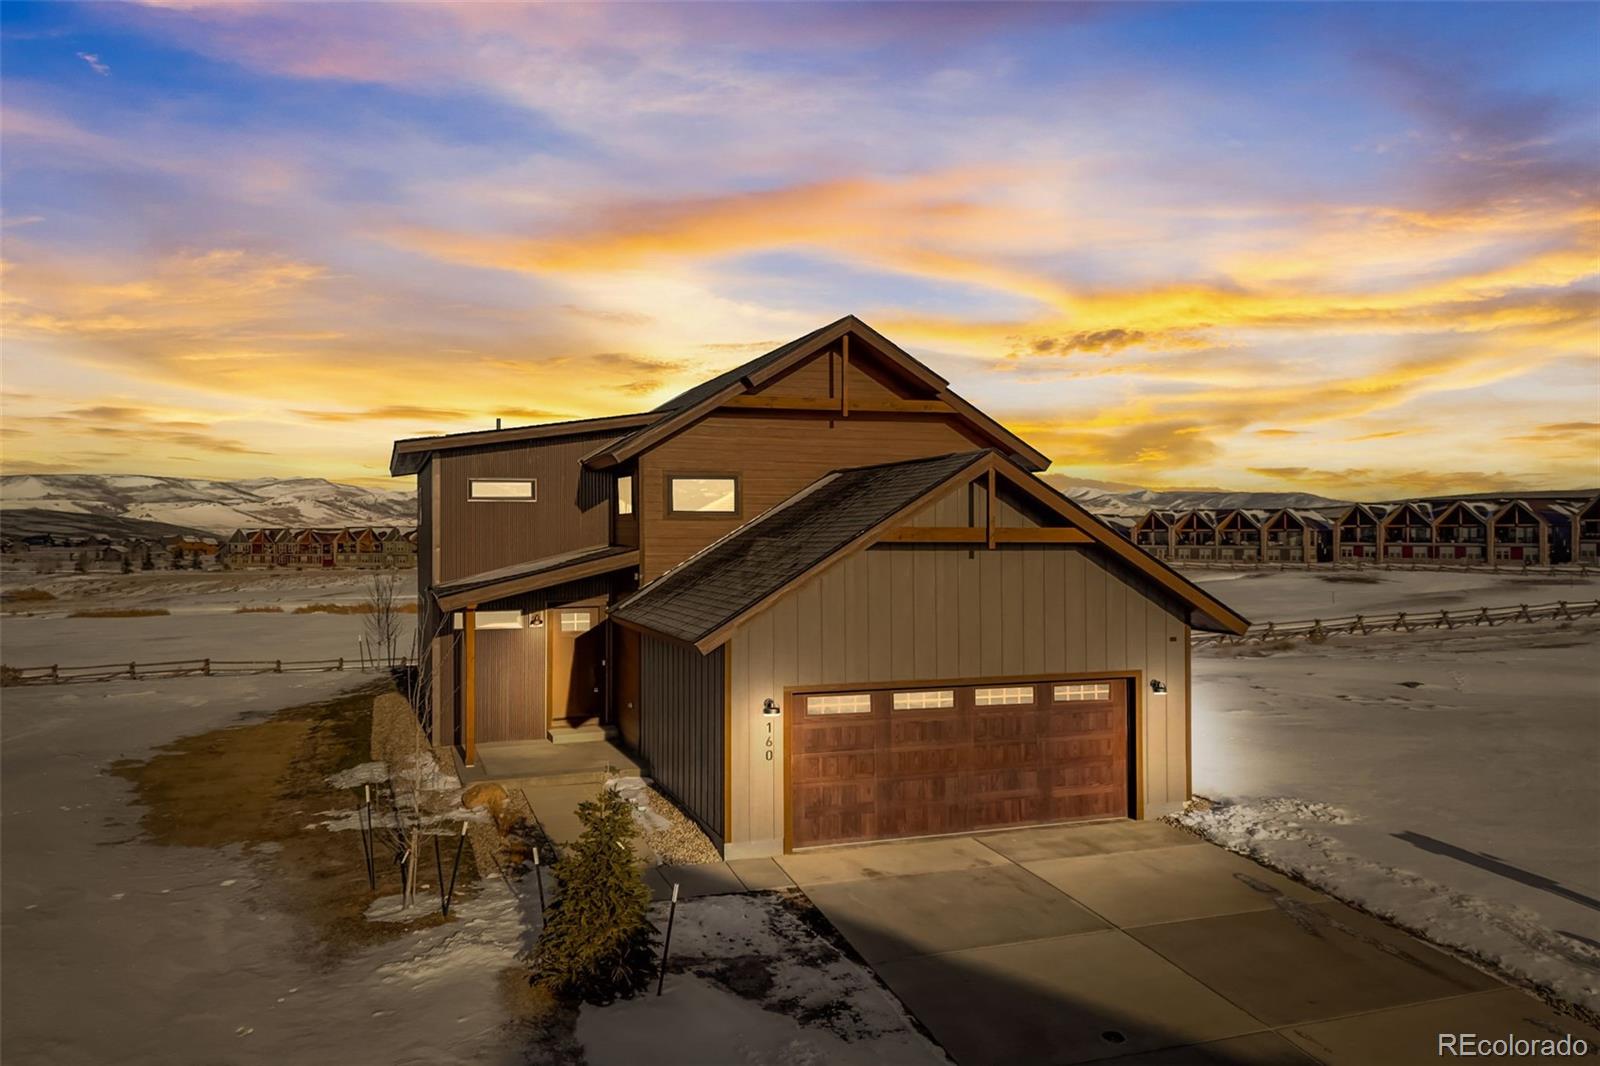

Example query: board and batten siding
[639,636,726,849]
[724,543,1191,857]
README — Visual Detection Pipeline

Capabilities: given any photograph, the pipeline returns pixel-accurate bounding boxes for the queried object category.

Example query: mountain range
[1,472,1352,541]
[1,475,415,537]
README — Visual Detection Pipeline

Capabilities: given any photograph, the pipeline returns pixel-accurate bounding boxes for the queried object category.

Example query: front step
[547,722,616,744]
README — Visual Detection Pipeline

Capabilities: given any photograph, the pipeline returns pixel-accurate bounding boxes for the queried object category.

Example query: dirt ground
[111,680,477,964]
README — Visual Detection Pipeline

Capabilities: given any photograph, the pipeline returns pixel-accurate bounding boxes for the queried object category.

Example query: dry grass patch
[68,607,170,618]
[111,682,476,963]
[235,605,284,613]
[2,587,56,602]
[293,602,418,615]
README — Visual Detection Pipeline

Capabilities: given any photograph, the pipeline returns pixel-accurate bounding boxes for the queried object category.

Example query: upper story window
[668,475,738,515]
[616,475,634,516]
[469,478,535,501]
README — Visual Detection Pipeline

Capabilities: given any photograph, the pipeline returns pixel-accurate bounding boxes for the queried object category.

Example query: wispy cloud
[75,51,110,76]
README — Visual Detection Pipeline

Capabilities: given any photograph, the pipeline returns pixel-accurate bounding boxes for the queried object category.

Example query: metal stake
[442,822,466,916]
[656,882,679,996]
[360,784,376,890]
[533,846,546,911]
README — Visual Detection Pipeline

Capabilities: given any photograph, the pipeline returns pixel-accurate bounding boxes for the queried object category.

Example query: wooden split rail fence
[1,655,411,686]
[1191,598,1600,648]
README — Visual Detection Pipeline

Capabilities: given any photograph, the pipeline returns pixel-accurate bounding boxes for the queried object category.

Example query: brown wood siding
[473,619,546,742]
[436,432,619,583]
[758,347,926,402]
[638,637,726,848]
[726,544,1190,853]
[637,412,987,579]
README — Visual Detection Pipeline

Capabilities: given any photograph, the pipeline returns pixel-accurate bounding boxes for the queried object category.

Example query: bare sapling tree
[393,604,450,910]
[363,573,404,668]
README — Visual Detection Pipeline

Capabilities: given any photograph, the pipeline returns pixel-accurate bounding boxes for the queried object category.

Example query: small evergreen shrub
[530,786,657,1003]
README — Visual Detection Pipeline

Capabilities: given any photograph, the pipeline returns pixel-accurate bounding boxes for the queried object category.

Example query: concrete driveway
[773,821,1600,1065]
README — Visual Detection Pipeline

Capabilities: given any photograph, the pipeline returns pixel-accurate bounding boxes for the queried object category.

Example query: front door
[549,606,606,731]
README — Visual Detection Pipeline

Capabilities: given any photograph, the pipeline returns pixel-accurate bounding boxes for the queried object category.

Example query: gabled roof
[1265,508,1332,530]
[434,543,639,612]
[612,450,1250,650]
[580,316,1049,471]
[1335,502,1393,524]
[1382,500,1436,525]
[611,452,989,648]
[1432,500,1495,525]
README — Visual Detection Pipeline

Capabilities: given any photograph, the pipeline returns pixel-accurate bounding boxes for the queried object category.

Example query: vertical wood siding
[726,544,1191,854]
[639,637,726,848]
[436,432,620,583]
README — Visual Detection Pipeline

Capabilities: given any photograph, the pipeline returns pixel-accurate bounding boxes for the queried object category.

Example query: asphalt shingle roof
[612,450,988,645]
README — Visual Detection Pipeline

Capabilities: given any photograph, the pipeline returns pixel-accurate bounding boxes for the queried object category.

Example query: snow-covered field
[1,602,939,1065]
[1184,564,1600,623]
[1185,566,1600,1014]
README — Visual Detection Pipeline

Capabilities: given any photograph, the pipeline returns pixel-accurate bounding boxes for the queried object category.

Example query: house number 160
[765,721,774,761]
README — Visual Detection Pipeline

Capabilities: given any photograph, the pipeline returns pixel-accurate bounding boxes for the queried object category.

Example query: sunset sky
[2,2,1597,496]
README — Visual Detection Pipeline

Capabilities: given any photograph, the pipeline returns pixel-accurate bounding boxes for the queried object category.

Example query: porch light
[761,698,781,716]
[1149,680,1168,695]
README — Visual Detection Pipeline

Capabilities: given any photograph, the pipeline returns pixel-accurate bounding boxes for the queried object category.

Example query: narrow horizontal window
[892,689,954,710]
[616,475,634,516]
[974,685,1034,706]
[469,479,535,501]
[453,609,523,630]
[1054,683,1112,702]
[669,476,737,514]
[559,610,592,633]
[806,693,872,716]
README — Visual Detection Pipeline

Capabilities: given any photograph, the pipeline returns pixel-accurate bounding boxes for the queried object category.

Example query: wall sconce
[761,698,781,716]
[1149,680,1168,695]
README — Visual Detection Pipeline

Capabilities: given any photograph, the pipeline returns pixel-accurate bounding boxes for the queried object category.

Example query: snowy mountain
[0,474,416,535]
[1041,477,1349,518]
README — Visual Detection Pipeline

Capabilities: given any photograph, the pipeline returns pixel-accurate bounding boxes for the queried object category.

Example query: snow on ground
[1184,565,1600,623]
[1185,618,1600,1013]
[3,568,418,614]
[0,672,534,1066]
[581,894,945,1066]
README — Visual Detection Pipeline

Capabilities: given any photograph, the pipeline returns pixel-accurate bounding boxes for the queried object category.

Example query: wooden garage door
[789,678,1129,849]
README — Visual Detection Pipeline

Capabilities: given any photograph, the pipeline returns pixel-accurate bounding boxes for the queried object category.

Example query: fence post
[275,659,282,673]
[129,661,137,679]
[1517,604,1532,623]
[337,657,344,672]
[1440,610,1454,630]
[202,658,211,676]
[1556,601,1572,620]
[50,664,59,684]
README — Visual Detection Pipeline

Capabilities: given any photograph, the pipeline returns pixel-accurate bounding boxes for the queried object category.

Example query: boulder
[460,782,510,815]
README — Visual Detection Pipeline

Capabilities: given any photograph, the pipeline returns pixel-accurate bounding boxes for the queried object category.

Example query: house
[1380,501,1435,560]
[1262,509,1332,563]
[1575,496,1600,565]
[1491,500,1573,565]
[1332,503,1391,561]
[1170,510,1219,561]
[1132,510,1177,559]
[1431,501,1494,564]
[1214,509,1267,562]
[391,316,1248,857]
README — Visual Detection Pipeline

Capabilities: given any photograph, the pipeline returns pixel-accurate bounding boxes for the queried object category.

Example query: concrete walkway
[771,821,1600,1065]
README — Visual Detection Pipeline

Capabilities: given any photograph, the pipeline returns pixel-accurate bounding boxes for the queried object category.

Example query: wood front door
[788,677,1130,849]
[548,606,606,731]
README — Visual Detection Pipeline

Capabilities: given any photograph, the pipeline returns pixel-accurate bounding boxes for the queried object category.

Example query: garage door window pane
[1054,683,1111,702]
[806,693,872,715]
[892,690,954,710]
[974,686,1033,706]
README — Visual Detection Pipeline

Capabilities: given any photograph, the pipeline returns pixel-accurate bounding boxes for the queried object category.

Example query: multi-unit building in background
[1127,492,1599,567]
[1,533,221,572]
[220,526,417,569]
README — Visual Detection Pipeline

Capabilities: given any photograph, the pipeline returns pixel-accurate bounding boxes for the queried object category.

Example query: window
[974,686,1034,706]
[668,476,738,514]
[559,610,592,633]
[616,475,634,516]
[469,479,535,501]
[1054,683,1112,702]
[893,689,954,710]
[453,610,523,630]
[806,693,872,716]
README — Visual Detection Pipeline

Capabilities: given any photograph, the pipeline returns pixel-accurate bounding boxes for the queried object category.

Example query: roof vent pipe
[495,417,502,430]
